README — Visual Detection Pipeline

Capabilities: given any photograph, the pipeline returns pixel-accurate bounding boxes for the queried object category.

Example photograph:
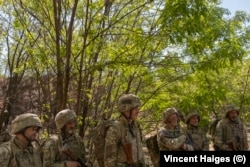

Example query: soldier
[42,109,89,167]
[185,112,209,151]
[214,105,248,151]
[104,93,146,167]
[157,107,194,151]
[0,113,43,167]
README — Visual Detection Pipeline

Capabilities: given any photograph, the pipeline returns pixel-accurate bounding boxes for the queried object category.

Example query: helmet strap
[21,130,32,143]
[121,112,129,120]
[121,109,133,122]
[121,110,135,137]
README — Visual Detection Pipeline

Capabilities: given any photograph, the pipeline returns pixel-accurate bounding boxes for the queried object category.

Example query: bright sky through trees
[220,0,250,14]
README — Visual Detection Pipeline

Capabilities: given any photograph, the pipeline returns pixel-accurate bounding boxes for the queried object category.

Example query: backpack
[208,118,221,151]
[0,130,12,145]
[145,132,159,167]
[91,119,121,167]
[208,118,221,137]
[0,141,15,166]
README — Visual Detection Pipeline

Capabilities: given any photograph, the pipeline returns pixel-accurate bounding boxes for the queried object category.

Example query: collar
[13,137,33,151]
[119,116,136,127]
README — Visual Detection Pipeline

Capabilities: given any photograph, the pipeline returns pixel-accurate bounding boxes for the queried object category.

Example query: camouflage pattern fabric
[157,125,194,151]
[104,117,145,167]
[42,133,86,167]
[0,130,12,145]
[0,137,42,167]
[214,118,248,151]
[185,126,209,151]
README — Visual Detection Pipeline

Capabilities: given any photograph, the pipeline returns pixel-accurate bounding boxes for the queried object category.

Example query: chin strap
[121,110,135,137]
[21,131,32,143]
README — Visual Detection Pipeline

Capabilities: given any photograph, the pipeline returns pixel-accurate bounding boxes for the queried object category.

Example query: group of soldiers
[0,93,249,167]
[0,109,89,167]
[157,106,248,152]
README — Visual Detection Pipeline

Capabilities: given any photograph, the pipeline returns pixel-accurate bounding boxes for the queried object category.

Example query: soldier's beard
[230,117,239,123]
[190,124,198,128]
[171,121,178,127]
[67,128,76,135]
[27,137,36,142]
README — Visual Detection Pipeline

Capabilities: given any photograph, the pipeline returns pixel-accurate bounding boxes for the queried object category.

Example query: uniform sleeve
[0,145,11,167]
[104,126,119,167]
[43,139,66,167]
[157,130,187,150]
[214,120,230,150]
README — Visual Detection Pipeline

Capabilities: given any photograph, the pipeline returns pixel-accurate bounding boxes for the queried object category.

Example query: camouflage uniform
[185,112,209,151]
[157,108,194,151]
[104,94,145,167]
[0,113,43,167]
[214,105,248,151]
[43,109,87,167]
[0,129,12,145]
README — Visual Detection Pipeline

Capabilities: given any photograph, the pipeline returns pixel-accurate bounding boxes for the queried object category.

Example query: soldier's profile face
[130,106,140,121]
[24,126,40,141]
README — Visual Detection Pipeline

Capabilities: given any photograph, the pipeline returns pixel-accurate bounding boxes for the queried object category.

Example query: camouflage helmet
[117,94,141,113]
[55,109,77,130]
[11,113,42,134]
[225,105,239,117]
[185,112,200,124]
[162,107,178,122]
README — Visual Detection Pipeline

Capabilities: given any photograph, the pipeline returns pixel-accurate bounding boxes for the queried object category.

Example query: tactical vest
[186,126,208,150]
[221,119,247,150]
[104,117,145,167]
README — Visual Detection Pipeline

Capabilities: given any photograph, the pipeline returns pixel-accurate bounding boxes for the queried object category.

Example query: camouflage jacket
[0,137,42,167]
[185,126,209,151]
[42,133,86,167]
[214,118,248,151]
[157,125,194,151]
[104,117,145,167]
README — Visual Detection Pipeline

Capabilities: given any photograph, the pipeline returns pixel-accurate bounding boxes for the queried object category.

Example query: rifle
[61,146,87,167]
[227,136,242,151]
[122,142,135,167]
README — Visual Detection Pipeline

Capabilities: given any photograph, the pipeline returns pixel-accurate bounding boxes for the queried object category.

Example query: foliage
[0,0,250,138]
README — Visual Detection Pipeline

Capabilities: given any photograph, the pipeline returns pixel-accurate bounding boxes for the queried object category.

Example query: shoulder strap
[134,121,143,141]
[2,140,16,167]
[119,121,126,144]
[108,120,125,144]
